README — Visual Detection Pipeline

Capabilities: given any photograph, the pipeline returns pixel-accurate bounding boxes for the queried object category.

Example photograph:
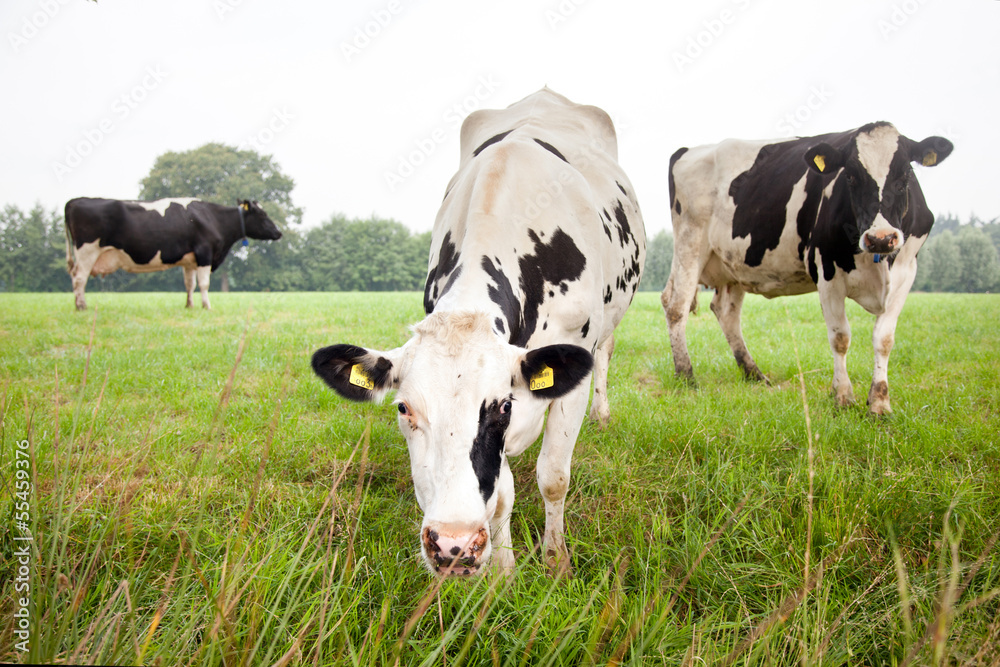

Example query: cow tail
[64,223,75,275]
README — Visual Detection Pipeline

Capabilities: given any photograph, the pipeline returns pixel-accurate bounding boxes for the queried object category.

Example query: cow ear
[804,143,843,175]
[241,199,250,211]
[909,136,953,167]
[518,344,593,400]
[312,344,398,403]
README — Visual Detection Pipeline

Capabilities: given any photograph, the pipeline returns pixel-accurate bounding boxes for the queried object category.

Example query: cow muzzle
[421,524,489,576]
[861,227,902,255]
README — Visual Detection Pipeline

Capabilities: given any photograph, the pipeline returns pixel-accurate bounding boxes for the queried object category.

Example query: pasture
[1,290,998,665]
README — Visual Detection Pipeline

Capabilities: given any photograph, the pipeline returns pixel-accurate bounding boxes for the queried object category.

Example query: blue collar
[873,253,883,263]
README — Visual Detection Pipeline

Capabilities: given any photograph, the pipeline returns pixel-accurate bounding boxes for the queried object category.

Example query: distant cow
[64,198,282,310]
[312,88,645,576]
[662,122,952,414]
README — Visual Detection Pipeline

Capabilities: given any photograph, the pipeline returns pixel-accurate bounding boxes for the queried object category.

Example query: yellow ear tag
[529,365,554,391]
[349,364,375,390]
[922,150,937,167]
[813,154,826,172]
[241,203,250,211]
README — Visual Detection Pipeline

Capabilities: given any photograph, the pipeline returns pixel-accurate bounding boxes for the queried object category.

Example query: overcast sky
[2,0,997,236]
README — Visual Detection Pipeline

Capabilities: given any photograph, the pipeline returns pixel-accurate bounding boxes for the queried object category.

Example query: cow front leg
[70,243,101,311]
[868,259,918,415]
[819,285,854,407]
[489,460,515,575]
[196,266,212,309]
[183,266,196,308]
[710,285,766,382]
[587,333,614,427]
[536,378,590,577]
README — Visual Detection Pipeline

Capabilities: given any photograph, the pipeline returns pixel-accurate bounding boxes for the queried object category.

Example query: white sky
[2,0,997,236]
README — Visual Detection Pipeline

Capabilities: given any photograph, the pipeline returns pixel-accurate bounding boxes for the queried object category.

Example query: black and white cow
[662,122,952,414]
[64,197,282,310]
[312,88,645,576]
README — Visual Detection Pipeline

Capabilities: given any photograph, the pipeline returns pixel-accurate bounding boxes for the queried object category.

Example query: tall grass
[1,291,998,665]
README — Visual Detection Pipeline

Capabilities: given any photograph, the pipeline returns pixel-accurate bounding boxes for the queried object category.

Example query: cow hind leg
[536,378,590,577]
[196,266,212,309]
[710,285,766,382]
[587,334,615,427]
[183,267,196,308]
[661,264,701,384]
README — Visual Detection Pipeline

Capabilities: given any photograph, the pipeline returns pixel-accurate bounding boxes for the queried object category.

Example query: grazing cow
[64,198,282,310]
[662,122,952,414]
[312,88,645,576]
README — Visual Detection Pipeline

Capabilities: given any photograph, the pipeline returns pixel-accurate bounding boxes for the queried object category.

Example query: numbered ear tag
[922,150,937,167]
[529,365,554,391]
[813,154,826,172]
[349,364,375,390]
[241,203,250,211]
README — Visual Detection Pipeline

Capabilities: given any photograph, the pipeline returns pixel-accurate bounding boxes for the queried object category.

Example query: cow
[64,197,282,310]
[661,122,952,415]
[311,88,645,577]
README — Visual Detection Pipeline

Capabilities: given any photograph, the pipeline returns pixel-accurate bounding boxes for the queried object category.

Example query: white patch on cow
[855,124,899,196]
[134,198,196,215]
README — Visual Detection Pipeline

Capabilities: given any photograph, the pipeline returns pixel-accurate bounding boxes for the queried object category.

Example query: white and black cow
[662,122,952,414]
[64,197,282,310]
[312,88,645,576]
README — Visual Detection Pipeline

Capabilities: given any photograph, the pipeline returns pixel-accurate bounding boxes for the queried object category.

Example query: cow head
[804,124,952,256]
[311,311,592,576]
[240,200,283,240]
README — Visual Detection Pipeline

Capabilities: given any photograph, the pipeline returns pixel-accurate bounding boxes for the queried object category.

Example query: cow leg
[70,242,101,311]
[661,263,701,383]
[196,266,212,309]
[818,284,854,407]
[868,261,918,415]
[588,333,615,427]
[489,460,516,574]
[183,267,196,308]
[537,377,590,576]
[710,285,766,382]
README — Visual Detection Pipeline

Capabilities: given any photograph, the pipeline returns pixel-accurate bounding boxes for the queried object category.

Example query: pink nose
[863,229,901,254]
[422,526,488,576]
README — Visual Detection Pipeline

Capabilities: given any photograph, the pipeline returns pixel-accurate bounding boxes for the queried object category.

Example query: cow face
[311,312,592,576]
[804,125,952,256]
[241,200,283,240]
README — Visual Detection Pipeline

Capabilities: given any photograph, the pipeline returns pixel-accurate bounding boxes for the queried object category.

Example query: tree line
[1,143,996,294]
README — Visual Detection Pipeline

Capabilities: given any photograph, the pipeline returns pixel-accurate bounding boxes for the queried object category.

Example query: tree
[138,143,303,291]
[920,232,962,292]
[302,215,430,291]
[0,204,69,292]
[638,230,673,292]
[955,226,1000,292]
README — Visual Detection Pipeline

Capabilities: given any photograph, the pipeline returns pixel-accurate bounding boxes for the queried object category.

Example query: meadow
[1,289,998,665]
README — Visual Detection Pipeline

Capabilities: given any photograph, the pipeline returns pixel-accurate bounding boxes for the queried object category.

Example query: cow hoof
[544,545,573,579]
[833,391,855,408]
[588,405,611,429]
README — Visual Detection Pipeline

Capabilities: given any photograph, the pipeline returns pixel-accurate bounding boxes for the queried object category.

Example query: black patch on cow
[796,171,826,260]
[612,200,636,249]
[581,318,590,338]
[515,228,587,348]
[729,142,812,267]
[616,181,627,196]
[469,397,511,502]
[603,285,612,304]
[533,138,568,163]
[424,231,462,314]
[482,256,523,344]
[473,131,514,157]
[668,147,689,215]
[494,317,505,335]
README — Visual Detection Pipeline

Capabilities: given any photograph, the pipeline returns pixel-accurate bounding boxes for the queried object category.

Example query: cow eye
[894,180,907,194]
[500,400,512,415]
[397,402,409,416]
[846,174,857,186]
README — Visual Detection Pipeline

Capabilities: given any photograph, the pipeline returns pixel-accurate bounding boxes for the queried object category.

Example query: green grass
[1,290,998,665]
